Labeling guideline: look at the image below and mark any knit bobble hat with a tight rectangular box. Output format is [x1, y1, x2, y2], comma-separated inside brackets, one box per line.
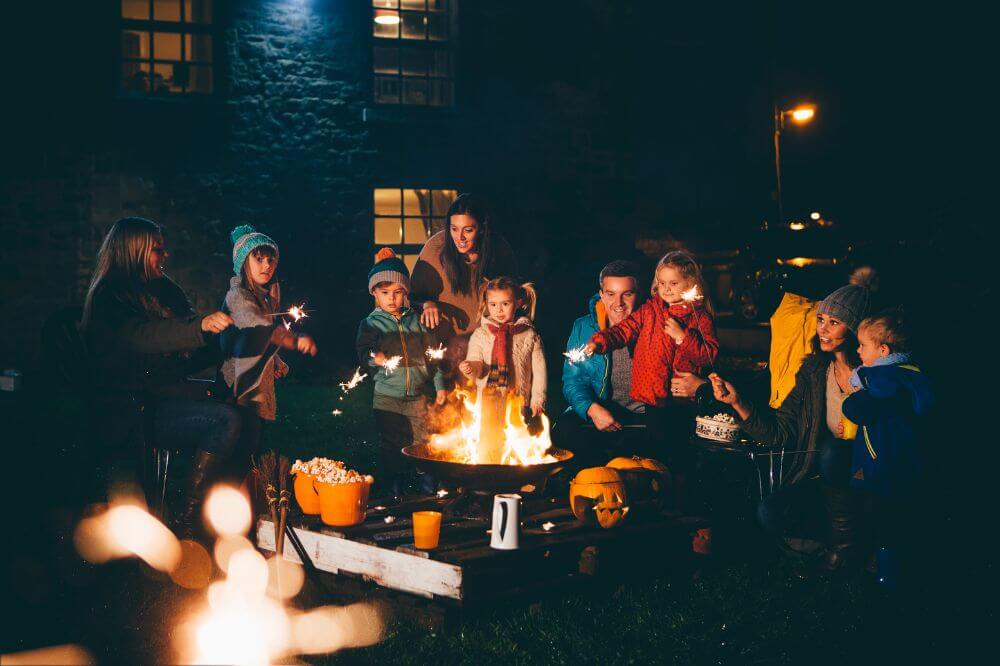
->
[368, 247, 410, 294]
[231, 225, 279, 275]
[816, 284, 871, 333]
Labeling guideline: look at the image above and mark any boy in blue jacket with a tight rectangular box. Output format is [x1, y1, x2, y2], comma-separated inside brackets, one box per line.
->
[844, 308, 932, 586]
[356, 249, 447, 496]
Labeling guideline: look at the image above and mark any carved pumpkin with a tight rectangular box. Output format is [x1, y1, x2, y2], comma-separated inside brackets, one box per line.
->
[569, 467, 629, 528]
[607, 456, 672, 507]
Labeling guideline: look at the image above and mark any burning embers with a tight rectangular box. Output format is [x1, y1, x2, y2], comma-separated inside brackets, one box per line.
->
[425, 388, 557, 466]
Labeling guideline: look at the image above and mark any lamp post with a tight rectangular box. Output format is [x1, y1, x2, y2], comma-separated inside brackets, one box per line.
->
[773, 104, 816, 226]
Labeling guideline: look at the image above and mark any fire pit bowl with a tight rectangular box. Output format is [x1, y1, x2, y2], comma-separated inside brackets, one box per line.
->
[401, 444, 574, 493]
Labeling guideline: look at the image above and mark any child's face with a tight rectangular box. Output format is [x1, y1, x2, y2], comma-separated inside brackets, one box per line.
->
[374, 282, 407, 315]
[857, 328, 890, 366]
[487, 288, 517, 324]
[655, 265, 692, 304]
[146, 234, 167, 280]
[246, 250, 277, 287]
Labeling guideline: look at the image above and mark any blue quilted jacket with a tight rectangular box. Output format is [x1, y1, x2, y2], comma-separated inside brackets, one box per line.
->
[562, 294, 614, 420]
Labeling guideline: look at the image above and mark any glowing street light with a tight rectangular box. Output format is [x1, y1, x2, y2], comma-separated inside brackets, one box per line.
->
[773, 103, 817, 228]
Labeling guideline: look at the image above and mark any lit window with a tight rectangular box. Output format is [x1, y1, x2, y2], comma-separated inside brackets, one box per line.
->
[120, 0, 214, 96]
[372, 1, 454, 107]
[374, 188, 458, 271]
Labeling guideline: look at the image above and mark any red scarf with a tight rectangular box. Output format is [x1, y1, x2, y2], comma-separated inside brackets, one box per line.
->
[486, 320, 531, 389]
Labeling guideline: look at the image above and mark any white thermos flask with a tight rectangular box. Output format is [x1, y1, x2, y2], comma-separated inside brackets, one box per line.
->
[490, 493, 521, 550]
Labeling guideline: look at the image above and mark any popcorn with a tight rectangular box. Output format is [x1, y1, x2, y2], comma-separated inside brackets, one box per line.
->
[291, 457, 373, 485]
[709, 412, 736, 424]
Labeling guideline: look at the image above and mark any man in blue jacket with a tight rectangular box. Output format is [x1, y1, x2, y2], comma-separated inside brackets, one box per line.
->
[552, 261, 646, 464]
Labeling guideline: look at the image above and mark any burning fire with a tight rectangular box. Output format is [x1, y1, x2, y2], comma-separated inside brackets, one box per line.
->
[425, 388, 556, 465]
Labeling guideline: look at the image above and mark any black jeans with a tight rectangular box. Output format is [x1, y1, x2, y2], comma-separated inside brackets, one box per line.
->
[373, 406, 434, 495]
[153, 398, 243, 458]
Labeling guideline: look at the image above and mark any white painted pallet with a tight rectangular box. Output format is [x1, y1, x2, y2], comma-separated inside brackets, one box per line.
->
[256, 519, 464, 600]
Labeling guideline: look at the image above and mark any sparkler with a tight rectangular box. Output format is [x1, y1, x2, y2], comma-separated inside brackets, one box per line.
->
[563, 345, 588, 364]
[338, 367, 368, 393]
[424, 343, 447, 360]
[266, 303, 309, 321]
[680, 286, 703, 304]
[382, 355, 402, 375]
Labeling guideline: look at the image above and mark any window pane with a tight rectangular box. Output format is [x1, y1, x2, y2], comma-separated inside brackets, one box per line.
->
[401, 13, 426, 40]
[429, 50, 450, 77]
[404, 218, 429, 245]
[373, 11, 400, 38]
[403, 78, 428, 105]
[153, 63, 183, 93]
[373, 47, 399, 74]
[374, 189, 402, 215]
[429, 79, 453, 107]
[373, 0, 399, 7]
[122, 61, 151, 92]
[154, 32, 182, 60]
[401, 49, 427, 76]
[188, 64, 213, 93]
[374, 218, 403, 245]
[186, 33, 213, 62]
[154, 0, 181, 21]
[374, 76, 400, 104]
[431, 189, 458, 216]
[400, 0, 426, 9]
[185, 0, 213, 23]
[403, 254, 419, 273]
[402, 189, 430, 216]
[427, 13, 447, 41]
[122, 0, 149, 20]
[122, 30, 150, 59]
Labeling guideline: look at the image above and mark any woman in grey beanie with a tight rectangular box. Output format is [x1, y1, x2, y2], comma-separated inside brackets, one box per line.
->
[710, 281, 872, 574]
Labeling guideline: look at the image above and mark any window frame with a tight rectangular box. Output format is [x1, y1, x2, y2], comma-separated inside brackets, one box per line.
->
[370, 0, 457, 108]
[373, 187, 459, 272]
[118, 0, 218, 98]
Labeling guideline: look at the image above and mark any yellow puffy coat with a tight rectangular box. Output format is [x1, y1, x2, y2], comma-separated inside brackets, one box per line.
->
[769, 293, 818, 408]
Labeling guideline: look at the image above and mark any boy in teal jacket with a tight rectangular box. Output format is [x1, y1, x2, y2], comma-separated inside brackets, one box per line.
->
[356, 249, 447, 496]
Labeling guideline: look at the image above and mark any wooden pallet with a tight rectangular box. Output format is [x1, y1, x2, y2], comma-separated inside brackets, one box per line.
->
[256, 494, 707, 605]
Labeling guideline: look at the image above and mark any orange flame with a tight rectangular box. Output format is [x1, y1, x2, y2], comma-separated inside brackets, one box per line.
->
[426, 388, 556, 465]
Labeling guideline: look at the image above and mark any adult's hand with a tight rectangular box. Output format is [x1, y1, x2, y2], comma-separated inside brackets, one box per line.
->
[587, 403, 621, 432]
[420, 301, 440, 329]
[296, 335, 318, 356]
[201, 311, 233, 334]
[671, 371, 706, 398]
[709, 373, 751, 420]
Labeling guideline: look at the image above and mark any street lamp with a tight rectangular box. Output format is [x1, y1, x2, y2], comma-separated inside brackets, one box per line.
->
[773, 103, 817, 227]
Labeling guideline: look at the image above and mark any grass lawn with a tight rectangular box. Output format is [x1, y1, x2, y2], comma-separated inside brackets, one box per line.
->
[266, 381, 942, 665]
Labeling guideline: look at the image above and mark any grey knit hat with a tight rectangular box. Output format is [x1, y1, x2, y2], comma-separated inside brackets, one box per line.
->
[816, 284, 871, 333]
[368, 247, 410, 293]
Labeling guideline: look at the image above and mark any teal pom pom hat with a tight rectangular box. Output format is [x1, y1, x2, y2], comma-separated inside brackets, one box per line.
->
[231, 224, 279, 275]
[368, 247, 410, 293]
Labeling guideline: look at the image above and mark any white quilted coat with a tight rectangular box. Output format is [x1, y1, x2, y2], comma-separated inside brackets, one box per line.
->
[466, 316, 547, 409]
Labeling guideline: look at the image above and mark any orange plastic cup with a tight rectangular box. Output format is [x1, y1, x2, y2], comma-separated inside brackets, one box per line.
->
[841, 414, 859, 440]
[412, 511, 442, 549]
[293, 472, 321, 515]
[316, 479, 372, 527]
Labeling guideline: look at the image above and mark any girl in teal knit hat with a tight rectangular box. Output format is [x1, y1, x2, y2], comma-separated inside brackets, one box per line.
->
[220, 225, 318, 473]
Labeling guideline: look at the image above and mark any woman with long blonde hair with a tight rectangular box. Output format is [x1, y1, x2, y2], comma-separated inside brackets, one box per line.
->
[84, 217, 241, 536]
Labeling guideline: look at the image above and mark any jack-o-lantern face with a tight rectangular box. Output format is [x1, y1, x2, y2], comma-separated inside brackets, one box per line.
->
[569, 467, 630, 528]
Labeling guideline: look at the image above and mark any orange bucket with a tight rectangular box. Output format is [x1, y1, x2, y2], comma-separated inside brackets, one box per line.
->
[293, 472, 321, 515]
[316, 479, 373, 527]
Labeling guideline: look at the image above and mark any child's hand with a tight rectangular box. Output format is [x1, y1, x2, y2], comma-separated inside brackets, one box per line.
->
[530, 401, 544, 418]
[296, 335, 318, 356]
[583, 342, 598, 356]
[371, 352, 387, 366]
[663, 317, 686, 344]
[435, 389, 448, 406]
[274, 362, 289, 379]
[460, 360, 484, 378]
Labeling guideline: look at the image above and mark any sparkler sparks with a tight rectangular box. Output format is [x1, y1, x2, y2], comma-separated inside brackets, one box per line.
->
[338, 367, 368, 393]
[382, 355, 402, 375]
[563, 345, 588, 364]
[681, 286, 703, 303]
[424, 343, 447, 360]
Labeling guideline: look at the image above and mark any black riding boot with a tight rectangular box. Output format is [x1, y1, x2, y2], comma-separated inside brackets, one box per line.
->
[817, 485, 865, 573]
[174, 449, 223, 539]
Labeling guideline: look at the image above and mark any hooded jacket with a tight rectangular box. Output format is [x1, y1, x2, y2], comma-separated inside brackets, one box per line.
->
[355, 307, 446, 400]
[563, 293, 614, 420]
[842, 362, 932, 497]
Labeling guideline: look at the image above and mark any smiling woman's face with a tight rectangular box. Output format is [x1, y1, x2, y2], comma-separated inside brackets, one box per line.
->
[816, 312, 849, 353]
[449, 214, 479, 255]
